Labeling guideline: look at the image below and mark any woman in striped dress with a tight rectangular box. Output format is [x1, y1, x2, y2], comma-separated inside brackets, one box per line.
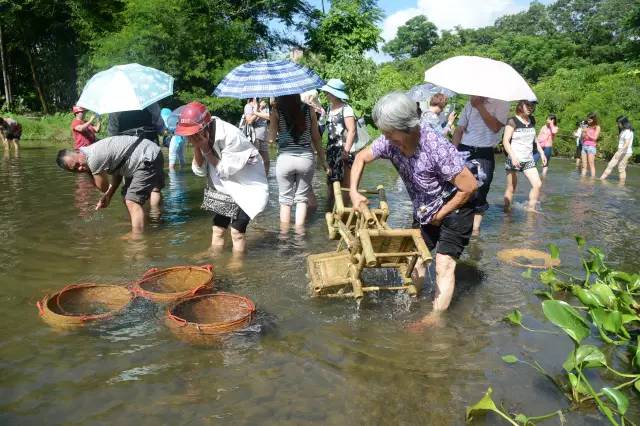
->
[268, 95, 327, 229]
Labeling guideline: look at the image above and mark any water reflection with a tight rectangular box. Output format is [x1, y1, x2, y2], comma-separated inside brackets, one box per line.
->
[3, 151, 640, 423]
[74, 174, 96, 218]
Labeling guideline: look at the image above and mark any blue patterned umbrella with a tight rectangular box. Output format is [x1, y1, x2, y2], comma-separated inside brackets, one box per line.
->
[213, 60, 324, 98]
[77, 63, 174, 114]
[407, 83, 456, 102]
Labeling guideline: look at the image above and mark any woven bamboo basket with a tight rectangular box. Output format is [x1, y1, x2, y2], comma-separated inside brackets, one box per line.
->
[497, 248, 561, 269]
[131, 264, 214, 303]
[36, 284, 134, 329]
[165, 293, 255, 345]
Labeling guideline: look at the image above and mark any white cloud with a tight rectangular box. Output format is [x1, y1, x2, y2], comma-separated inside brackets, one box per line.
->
[381, 0, 527, 43]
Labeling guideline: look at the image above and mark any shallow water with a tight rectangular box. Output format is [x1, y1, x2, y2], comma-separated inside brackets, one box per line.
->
[1, 147, 639, 425]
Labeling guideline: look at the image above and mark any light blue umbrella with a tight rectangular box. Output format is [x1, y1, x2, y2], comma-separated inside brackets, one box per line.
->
[213, 60, 324, 98]
[407, 83, 456, 102]
[76, 63, 174, 114]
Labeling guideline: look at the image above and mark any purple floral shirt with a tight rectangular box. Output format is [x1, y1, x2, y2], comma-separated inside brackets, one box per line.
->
[370, 124, 466, 224]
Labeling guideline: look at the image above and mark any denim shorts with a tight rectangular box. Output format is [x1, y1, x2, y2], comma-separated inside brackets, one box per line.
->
[582, 145, 597, 155]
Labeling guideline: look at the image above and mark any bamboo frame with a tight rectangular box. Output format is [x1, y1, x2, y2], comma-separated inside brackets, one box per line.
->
[310, 182, 432, 299]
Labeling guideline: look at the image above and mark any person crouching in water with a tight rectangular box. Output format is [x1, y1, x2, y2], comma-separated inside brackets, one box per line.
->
[349, 92, 477, 329]
[56, 135, 164, 234]
[502, 100, 546, 212]
[173, 102, 268, 254]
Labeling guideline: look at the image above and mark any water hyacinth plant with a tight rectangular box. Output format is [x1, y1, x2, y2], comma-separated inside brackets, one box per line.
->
[467, 238, 640, 425]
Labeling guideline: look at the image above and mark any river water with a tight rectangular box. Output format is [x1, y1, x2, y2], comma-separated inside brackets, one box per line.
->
[1, 147, 639, 425]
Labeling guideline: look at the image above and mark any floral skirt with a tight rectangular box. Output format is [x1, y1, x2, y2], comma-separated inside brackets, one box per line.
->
[326, 142, 354, 183]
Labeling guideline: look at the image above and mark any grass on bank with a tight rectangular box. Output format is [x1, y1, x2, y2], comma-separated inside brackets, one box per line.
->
[5, 113, 638, 162]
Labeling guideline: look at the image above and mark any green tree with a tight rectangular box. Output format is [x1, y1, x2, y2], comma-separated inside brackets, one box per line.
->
[305, 0, 383, 60]
[382, 15, 438, 60]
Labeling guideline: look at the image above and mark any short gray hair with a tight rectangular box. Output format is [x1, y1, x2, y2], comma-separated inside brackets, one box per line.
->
[372, 92, 420, 133]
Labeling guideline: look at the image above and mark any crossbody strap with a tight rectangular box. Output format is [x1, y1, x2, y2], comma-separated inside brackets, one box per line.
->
[113, 134, 145, 173]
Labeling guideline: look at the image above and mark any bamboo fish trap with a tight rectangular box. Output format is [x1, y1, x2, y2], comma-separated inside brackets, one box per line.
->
[308, 182, 432, 299]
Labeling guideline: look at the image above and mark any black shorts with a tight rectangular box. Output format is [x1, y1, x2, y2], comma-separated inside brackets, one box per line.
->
[121, 153, 165, 204]
[458, 145, 494, 214]
[420, 205, 474, 259]
[575, 143, 582, 159]
[212, 208, 251, 233]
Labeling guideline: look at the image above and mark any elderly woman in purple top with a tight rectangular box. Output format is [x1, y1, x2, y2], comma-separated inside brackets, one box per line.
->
[349, 92, 477, 329]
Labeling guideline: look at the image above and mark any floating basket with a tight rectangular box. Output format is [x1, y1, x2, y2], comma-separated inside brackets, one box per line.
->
[165, 293, 255, 345]
[497, 248, 561, 269]
[132, 265, 214, 303]
[36, 284, 134, 329]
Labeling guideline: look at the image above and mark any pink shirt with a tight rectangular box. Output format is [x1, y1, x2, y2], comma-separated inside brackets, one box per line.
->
[536, 124, 557, 148]
[583, 126, 599, 147]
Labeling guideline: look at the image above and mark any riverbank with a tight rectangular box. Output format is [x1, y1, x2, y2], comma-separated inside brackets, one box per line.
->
[4, 112, 637, 162]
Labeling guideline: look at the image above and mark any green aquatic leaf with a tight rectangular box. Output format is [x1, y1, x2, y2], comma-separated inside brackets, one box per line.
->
[521, 268, 533, 279]
[587, 248, 608, 275]
[590, 282, 616, 308]
[563, 348, 576, 372]
[540, 269, 557, 285]
[502, 354, 518, 364]
[575, 235, 586, 248]
[504, 309, 522, 326]
[542, 300, 591, 344]
[621, 313, 639, 325]
[635, 380, 640, 394]
[575, 345, 607, 368]
[533, 289, 554, 300]
[634, 337, 640, 372]
[591, 308, 623, 334]
[465, 387, 498, 422]
[572, 286, 603, 308]
[514, 413, 529, 423]
[568, 372, 590, 396]
[548, 243, 560, 260]
[608, 271, 634, 283]
[602, 387, 629, 415]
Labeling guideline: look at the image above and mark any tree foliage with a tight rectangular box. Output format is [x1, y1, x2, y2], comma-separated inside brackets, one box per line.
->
[382, 15, 439, 60]
[305, 0, 383, 60]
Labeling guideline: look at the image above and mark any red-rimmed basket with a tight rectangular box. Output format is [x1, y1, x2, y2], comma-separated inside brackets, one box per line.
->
[36, 284, 134, 329]
[131, 264, 214, 303]
[165, 293, 256, 345]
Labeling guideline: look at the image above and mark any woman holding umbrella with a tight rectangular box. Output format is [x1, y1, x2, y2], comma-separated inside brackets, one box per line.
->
[173, 102, 268, 254]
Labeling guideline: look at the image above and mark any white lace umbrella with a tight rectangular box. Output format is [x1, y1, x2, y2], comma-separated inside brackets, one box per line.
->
[424, 56, 536, 102]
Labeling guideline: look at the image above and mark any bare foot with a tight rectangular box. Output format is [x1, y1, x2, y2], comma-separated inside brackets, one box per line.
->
[406, 312, 444, 332]
[503, 197, 511, 212]
[120, 231, 144, 241]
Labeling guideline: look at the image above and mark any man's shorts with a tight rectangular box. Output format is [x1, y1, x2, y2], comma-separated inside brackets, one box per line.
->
[212, 208, 251, 233]
[505, 157, 536, 172]
[420, 205, 474, 259]
[582, 145, 597, 155]
[121, 153, 165, 204]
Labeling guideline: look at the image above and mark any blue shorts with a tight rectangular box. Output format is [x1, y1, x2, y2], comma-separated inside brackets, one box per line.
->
[582, 145, 597, 155]
[533, 146, 552, 164]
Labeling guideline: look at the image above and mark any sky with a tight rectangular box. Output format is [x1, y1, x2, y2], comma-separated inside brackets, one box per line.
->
[299, 0, 555, 62]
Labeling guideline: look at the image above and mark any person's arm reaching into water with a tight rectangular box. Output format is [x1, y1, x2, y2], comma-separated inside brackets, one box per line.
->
[95, 173, 123, 210]
[348, 147, 376, 209]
